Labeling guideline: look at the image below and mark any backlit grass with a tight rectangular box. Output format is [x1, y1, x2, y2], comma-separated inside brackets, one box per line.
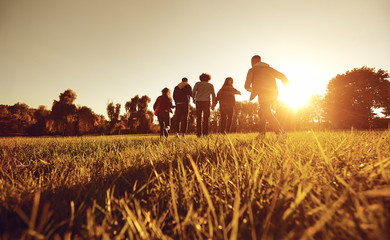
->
[1, 131, 389, 239]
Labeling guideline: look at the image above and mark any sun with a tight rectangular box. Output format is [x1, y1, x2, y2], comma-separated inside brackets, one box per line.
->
[236, 60, 329, 109]
[277, 61, 329, 109]
[278, 84, 311, 109]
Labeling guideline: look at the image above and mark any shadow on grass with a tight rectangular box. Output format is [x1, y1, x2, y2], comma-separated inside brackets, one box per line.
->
[0, 154, 193, 238]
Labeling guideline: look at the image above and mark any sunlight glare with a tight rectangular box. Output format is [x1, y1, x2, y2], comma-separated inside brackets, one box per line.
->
[277, 61, 328, 109]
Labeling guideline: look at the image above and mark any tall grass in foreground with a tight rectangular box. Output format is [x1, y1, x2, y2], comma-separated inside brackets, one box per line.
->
[1, 131, 390, 239]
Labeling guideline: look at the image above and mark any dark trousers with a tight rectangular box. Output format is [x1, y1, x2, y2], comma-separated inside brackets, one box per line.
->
[196, 101, 210, 137]
[220, 107, 233, 133]
[174, 104, 189, 134]
[158, 112, 170, 137]
[258, 95, 282, 134]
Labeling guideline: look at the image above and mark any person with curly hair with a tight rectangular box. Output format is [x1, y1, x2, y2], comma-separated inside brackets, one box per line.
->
[192, 73, 216, 137]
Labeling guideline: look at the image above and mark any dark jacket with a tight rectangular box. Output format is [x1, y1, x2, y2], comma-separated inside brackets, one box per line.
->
[173, 82, 192, 105]
[153, 95, 173, 117]
[217, 85, 240, 110]
[244, 62, 289, 101]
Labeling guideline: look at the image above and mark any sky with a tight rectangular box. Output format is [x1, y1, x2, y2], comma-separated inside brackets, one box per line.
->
[1, 0, 389, 117]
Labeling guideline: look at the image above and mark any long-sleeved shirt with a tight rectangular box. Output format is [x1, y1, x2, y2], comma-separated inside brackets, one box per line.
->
[217, 85, 241, 109]
[153, 95, 173, 116]
[245, 62, 289, 101]
[192, 81, 216, 106]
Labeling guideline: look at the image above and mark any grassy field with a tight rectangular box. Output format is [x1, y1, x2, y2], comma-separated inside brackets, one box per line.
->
[1, 131, 390, 239]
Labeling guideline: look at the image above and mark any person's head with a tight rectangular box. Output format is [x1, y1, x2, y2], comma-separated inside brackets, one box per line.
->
[199, 73, 211, 82]
[251, 55, 261, 66]
[161, 87, 171, 97]
[182, 77, 188, 82]
[223, 77, 234, 86]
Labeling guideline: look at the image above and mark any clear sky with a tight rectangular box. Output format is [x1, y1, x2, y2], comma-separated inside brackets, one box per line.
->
[1, 0, 389, 116]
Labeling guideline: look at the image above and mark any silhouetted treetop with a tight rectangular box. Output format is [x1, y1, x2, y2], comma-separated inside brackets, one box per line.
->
[324, 66, 389, 129]
[59, 89, 77, 105]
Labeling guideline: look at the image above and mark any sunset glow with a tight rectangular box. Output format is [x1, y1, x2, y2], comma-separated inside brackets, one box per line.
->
[0, 0, 389, 117]
[278, 61, 329, 109]
[278, 85, 311, 110]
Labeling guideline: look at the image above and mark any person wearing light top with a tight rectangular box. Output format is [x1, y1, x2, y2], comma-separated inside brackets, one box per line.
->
[192, 73, 216, 137]
[244, 55, 289, 138]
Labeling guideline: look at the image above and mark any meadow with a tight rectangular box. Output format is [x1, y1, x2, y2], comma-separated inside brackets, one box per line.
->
[1, 131, 390, 239]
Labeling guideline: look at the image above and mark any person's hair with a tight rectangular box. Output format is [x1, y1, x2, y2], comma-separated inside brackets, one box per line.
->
[199, 73, 211, 82]
[161, 88, 172, 101]
[251, 55, 261, 66]
[182, 77, 188, 82]
[223, 77, 233, 86]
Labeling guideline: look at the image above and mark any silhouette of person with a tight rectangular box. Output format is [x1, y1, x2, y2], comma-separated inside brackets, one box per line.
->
[244, 55, 289, 137]
[216, 77, 241, 133]
[153, 88, 174, 138]
[192, 73, 216, 137]
[173, 77, 192, 137]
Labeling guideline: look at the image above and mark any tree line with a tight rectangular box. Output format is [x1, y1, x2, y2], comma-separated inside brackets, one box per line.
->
[1, 66, 389, 136]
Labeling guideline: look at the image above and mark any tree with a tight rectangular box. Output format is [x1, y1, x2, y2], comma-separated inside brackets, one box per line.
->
[299, 95, 325, 130]
[50, 89, 78, 135]
[107, 102, 121, 127]
[209, 109, 220, 133]
[324, 67, 390, 129]
[234, 101, 259, 132]
[187, 105, 197, 133]
[124, 95, 154, 134]
[0, 103, 34, 136]
[77, 106, 96, 135]
[125, 95, 140, 133]
[137, 95, 153, 133]
[28, 105, 50, 136]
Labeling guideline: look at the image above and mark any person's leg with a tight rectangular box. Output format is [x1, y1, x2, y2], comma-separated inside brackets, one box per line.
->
[258, 99, 267, 135]
[158, 116, 164, 137]
[159, 113, 169, 137]
[203, 102, 211, 136]
[220, 109, 227, 133]
[259, 96, 283, 135]
[226, 108, 233, 133]
[196, 102, 203, 137]
[181, 104, 189, 136]
[267, 110, 283, 134]
[173, 109, 181, 135]
[164, 114, 170, 137]
[175, 104, 184, 134]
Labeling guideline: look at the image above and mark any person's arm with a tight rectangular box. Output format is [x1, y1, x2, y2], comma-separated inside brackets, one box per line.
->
[187, 85, 193, 102]
[232, 87, 241, 95]
[244, 70, 253, 92]
[211, 85, 217, 110]
[216, 88, 222, 102]
[173, 87, 178, 103]
[192, 83, 198, 103]
[271, 68, 289, 86]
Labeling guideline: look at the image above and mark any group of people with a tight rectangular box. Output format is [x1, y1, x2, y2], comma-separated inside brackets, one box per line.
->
[153, 55, 289, 138]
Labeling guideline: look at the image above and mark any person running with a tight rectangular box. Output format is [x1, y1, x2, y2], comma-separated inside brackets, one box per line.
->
[173, 77, 192, 137]
[244, 55, 289, 138]
[153, 88, 174, 138]
[216, 77, 241, 133]
[192, 73, 216, 137]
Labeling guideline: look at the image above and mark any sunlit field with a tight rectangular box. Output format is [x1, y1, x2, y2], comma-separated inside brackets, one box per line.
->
[1, 131, 390, 239]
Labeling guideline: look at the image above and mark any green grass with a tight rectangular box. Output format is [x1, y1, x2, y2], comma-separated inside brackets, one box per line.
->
[1, 131, 390, 239]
